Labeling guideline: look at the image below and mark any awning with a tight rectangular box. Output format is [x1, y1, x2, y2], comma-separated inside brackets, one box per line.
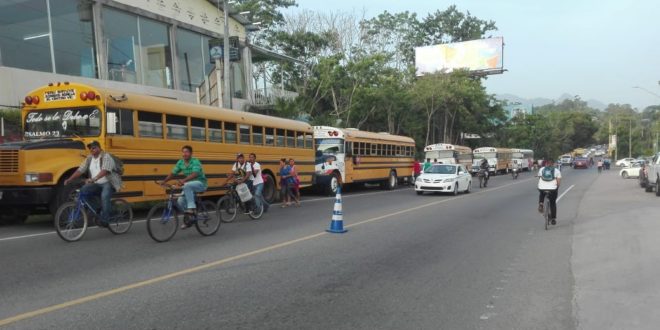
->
[249, 44, 302, 64]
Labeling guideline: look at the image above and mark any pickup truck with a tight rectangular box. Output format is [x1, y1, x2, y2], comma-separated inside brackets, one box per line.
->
[644, 153, 660, 195]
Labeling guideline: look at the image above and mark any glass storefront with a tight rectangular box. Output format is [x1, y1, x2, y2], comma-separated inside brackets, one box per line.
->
[0, 1, 250, 99]
[0, 0, 96, 76]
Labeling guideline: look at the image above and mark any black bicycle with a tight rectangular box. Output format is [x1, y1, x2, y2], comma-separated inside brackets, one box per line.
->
[216, 183, 263, 223]
[146, 183, 221, 242]
[54, 189, 133, 242]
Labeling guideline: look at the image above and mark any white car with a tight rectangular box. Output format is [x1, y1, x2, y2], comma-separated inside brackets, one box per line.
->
[620, 162, 642, 179]
[415, 164, 472, 195]
[616, 158, 636, 167]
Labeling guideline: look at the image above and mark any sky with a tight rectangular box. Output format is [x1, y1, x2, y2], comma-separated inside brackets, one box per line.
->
[285, 0, 660, 110]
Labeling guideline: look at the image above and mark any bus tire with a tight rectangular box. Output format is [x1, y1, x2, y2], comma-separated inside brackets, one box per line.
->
[383, 171, 397, 190]
[49, 178, 82, 215]
[325, 173, 340, 196]
[262, 174, 276, 203]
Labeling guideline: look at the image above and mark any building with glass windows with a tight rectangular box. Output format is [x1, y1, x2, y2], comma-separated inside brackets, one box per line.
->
[0, 0, 297, 110]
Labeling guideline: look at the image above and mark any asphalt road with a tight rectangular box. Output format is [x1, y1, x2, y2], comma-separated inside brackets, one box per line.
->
[0, 167, 639, 329]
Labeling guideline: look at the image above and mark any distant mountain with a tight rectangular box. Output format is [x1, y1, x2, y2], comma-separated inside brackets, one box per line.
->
[497, 93, 607, 110]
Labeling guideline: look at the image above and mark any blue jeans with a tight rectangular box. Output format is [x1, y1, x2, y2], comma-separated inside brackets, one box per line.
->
[80, 182, 113, 223]
[178, 181, 206, 211]
[253, 183, 269, 210]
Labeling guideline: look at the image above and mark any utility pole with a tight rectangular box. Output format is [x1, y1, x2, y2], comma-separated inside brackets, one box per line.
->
[222, 0, 232, 109]
[629, 119, 632, 158]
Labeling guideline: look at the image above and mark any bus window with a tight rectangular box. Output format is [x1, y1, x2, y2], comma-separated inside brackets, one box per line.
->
[106, 108, 134, 136]
[225, 123, 237, 143]
[305, 133, 313, 149]
[265, 128, 274, 146]
[191, 118, 205, 141]
[276, 129, 285, 146]
[395, 146, 402, 156]
[296, 131, 305, 148]
[209, 120, 222, 143]
[371, 143, 377, 156]
[286, 130, 295, 147]
[253, 126, 263, 145]
[240, 125, 251, 144]
[138, 111, 163, 138]
[166, 115, 188, 140]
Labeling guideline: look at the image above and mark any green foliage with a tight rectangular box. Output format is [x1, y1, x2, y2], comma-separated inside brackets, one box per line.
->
[231, 0, 297, 28]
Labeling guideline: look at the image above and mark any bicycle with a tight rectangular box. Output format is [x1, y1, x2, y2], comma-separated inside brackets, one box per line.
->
[146, 183, 221, 242]
[540, 190, 553, 230]
[54, 189, 133, 242]
[477, 169, 489, 188]
[216, 183, 264, 223]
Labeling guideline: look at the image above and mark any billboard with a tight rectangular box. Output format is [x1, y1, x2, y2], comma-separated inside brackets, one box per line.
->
[415, 37, 504, 76]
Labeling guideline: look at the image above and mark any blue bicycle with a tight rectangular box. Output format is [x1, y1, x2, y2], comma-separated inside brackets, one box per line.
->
[54, 189, 134, 242]
[146, 183, 220, 242]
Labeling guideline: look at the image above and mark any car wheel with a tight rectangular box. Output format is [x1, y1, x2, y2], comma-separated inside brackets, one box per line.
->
[656, 180, 660, 197]
[622, 171, 628, 179]
[465, 181, 471, 193]
[453, 183, 459, 196]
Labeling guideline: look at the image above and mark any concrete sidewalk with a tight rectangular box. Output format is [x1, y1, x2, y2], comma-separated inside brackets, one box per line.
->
[572, 170, 660, 330]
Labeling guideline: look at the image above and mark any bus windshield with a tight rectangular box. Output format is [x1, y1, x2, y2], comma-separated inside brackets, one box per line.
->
[315, 138, 344, 155]
[426, 150, 454, 160]
[24, 107, 101, 139]
[474, 152, 496, 159]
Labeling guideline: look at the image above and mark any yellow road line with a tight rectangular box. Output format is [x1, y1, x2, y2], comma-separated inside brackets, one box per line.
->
[0, 177, 533, 327]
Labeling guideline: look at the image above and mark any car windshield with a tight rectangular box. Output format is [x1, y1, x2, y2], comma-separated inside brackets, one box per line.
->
[24, 107, 101, 139]
[426, 165, 457, 174]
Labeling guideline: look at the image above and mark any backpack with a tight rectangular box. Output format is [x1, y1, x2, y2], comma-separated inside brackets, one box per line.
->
[91, 152, 124, 175]
[108, 153, 124, 175]
[541, 166, 555, 181]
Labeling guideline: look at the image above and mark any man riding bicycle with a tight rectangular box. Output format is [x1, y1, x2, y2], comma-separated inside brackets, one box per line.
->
[159, 145, 207, 228]
[537, 159, 562, 225]
[479, 158, 490, 187]
[63, 141, 123, 227]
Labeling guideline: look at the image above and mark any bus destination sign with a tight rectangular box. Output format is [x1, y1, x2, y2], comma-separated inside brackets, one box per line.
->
[44, 89, 76, 102]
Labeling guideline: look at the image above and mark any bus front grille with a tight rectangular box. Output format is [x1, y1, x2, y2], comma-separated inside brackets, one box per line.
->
[0, 150, 19, 174]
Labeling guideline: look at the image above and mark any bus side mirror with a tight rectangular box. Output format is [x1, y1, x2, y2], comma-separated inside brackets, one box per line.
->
[107, 112, 117, 134]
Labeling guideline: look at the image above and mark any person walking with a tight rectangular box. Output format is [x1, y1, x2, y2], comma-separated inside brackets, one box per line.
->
[423, 158, 432, 173]
[248, 153, 269, 213]
[288, 158, 301, 207]
[279, 158, 292, 207]
[413, 159, 422, 185]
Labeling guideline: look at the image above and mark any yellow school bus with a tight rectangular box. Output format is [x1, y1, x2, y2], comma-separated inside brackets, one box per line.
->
[0, 82, 314, 221]
[314, 126, 415, 194]
[471, 147, 513, 174]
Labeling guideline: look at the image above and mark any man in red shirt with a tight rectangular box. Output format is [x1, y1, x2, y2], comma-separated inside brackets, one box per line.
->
[413, 160, 422, 183]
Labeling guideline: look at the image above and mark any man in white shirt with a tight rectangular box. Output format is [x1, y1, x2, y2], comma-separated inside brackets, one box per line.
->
[64, 141, 122, 227]
[248, 153, 269, 213]
[537, 159, 562, 225]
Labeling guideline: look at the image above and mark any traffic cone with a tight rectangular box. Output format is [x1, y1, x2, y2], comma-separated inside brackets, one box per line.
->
[326, 186, 347, 234]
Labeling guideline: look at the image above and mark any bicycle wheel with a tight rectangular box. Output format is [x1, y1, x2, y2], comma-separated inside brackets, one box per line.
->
[544, 197, 550, 230]
[107, 199, 134, 235]
[146, 202, 179, 242]
[249, 202, 264, 220]
[195, 200, 221, 236]
[54, 202, 88, 242]
[217, 196, 237, 223]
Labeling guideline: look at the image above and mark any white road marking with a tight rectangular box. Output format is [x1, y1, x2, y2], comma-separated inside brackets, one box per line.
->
[557, 184, 575, 202]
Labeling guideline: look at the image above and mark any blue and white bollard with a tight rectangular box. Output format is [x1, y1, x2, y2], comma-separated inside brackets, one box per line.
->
[326, 186, 347, 234]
